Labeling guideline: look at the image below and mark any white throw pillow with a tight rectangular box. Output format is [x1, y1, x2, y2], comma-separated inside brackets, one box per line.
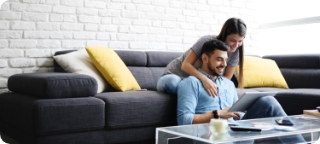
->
[53, 49, 106, 93]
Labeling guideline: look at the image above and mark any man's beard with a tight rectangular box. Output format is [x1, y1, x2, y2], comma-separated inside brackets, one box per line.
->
[207, 61, 224, 76]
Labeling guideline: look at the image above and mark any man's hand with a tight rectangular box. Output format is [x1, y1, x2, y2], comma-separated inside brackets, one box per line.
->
[201, 77, 218, 97]
[218, 107, 240, 120]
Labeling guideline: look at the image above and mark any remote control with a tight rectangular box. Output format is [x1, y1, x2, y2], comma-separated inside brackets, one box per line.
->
[230, 126, 262, 132]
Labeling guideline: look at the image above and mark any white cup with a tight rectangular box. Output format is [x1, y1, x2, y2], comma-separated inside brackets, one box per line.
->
[209, 133, 226, 141]
[210, 119, 228, 134]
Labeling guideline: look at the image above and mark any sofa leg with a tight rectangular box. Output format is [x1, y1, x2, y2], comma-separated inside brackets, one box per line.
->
[1, 132, 20, 144]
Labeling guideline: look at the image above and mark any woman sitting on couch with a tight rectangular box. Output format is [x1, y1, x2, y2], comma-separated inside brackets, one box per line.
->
[157, 17, 246, 96]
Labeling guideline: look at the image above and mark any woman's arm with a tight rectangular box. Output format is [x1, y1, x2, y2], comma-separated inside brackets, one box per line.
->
[224, 66, 236, 79]
[181, 49, 218, 96]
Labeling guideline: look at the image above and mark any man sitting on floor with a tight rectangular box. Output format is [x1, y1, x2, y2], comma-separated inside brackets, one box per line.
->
[177, 39, 305, 143]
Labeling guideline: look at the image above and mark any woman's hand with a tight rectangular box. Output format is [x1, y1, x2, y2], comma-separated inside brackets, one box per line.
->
[218, 107, 240, 120]
[201, 77, 218, 97]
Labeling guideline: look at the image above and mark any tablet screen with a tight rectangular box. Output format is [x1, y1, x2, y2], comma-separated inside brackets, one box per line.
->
[228, 92, 277, 112]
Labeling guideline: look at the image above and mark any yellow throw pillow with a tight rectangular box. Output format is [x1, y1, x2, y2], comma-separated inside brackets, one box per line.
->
[236, 56, 288, 88]
[86, 46, 141, 92]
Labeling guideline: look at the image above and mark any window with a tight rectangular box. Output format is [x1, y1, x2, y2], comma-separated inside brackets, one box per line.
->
[257, 0, 320, 55]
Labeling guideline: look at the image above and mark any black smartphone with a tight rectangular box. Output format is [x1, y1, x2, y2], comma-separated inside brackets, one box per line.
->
[275, 119, 294, 126]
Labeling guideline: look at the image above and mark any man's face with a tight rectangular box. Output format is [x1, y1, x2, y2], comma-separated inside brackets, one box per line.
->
[206, 49, 228, 76]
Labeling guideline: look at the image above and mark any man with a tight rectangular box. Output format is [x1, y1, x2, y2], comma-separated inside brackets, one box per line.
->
[177, 40, 305, 143]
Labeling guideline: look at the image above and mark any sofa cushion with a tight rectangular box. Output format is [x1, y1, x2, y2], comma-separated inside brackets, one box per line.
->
[8, 73, 97, 98]
[53, 49, 107, 93]
[0, 93, 105, 136]
[263, 55, 320, 69]
[53, 50, 76, 72]
[94, 91, 177, 129]
[274, 89, 320, 115]
[237, 56, 288, 88]
[146, 51, 182, 67]
[86, 46, 141, 92]
[129, 67, 165, 91]
[53, 50, 181, 91]
[279, 69, 320, 88]
[116, 50, 147, 66]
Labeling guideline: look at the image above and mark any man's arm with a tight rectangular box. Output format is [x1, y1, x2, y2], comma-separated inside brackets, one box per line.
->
[177, 77, 214, 125]
[192, 112, 214, 124]
[177, 77, 241, 125]
[196, 82, 241, 121]
[177, 77, 198, 125]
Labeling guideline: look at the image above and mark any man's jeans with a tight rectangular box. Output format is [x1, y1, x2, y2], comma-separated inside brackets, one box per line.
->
[241, 96, 306, 144]
[157, 74, 182, 94]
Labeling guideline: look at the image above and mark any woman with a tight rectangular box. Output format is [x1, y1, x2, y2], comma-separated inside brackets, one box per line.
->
[157, 17, 246, 96]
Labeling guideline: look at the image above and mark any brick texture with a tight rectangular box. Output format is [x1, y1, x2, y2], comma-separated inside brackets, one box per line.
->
[0, 0, 259, 93]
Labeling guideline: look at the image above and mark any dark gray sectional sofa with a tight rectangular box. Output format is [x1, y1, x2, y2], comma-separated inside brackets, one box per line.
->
[1, 50, 320, 144]
[239, 55, 320, 115]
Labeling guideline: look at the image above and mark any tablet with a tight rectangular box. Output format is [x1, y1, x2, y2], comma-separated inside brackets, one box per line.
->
[228, 92, 277, 112]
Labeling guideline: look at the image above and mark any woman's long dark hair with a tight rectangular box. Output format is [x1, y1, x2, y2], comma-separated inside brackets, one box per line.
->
[216, 18, 247, 88]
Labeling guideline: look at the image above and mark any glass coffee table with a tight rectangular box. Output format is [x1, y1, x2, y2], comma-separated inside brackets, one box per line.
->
[156, 115, 320, 144]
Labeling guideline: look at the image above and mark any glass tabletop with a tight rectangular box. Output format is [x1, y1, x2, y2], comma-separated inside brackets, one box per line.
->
[156, 115, 320, 143]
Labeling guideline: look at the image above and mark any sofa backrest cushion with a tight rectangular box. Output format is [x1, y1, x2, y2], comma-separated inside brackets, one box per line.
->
[8, 73, 98, 98]
[54, 50, 183, 91]
[86, 47, 141, 92]
[263, 54, 320, 88]
[237, 56, 288, 88]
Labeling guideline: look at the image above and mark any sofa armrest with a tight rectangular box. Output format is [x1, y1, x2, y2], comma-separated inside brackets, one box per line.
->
[8, 73, 97, 98]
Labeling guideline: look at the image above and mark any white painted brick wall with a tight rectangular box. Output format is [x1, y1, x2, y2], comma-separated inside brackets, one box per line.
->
[85, 1, 107, 9]
[10, 40, 37, 48]
[0, 60, 8, 68]
[11, 21, 35, 30]
[77, 8, 99, 16]
[25, 49, 52, 57]
[60, 0, 83, 7]
[0, 49, 24, 58]
[62, 40, 86, 48]
[50, 14, 63, 22]
[9, 58, 36, 68]
[1, 31, 23, 39]
[52, 6, 76, 14]
[0, 2, 9, 11]
[0, 11, 21, 20]
[45, 0, 59, 6]
[36, 58, 54, 67]
[0, 79, 7, 88]
[85, 24, 98, 31]
[64, 15, 77, 22]
[22, 13, 48, 22]
[50, 31, 73, 39]
[0, 40, 7, 47]
[27, 5, 52, 13]
[61, 23, 83, 31]
[0, 0, 259, 93]
[24, 31, 49, 39]
[0, 22, 8, 29]
[36, 23, 59, 31]
[0, 69, 22, 78]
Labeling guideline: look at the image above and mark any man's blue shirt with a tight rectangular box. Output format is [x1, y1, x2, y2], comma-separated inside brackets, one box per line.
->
[177, 69, 238, 125]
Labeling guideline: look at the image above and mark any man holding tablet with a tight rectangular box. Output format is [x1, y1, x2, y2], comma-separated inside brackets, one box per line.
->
[176, 40, 305, 143]
[177, 40, 286, 124]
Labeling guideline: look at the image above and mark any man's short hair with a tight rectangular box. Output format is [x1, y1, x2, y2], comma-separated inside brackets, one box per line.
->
[200, 40, 230, 57]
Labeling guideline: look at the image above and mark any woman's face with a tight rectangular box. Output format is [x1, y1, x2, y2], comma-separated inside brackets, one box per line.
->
[225, 34, 245, 52]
